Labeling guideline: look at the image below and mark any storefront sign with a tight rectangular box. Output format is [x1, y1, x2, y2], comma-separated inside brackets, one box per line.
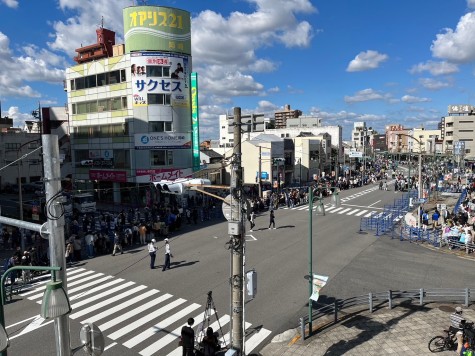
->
[89, 170, 127, 182]
[134, 132, 191, 149]
[136, 168, 193, 183]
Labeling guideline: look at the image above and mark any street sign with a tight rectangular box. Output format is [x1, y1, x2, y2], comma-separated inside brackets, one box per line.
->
[349, 151, 363, 158]
[222, 194, 240, 221]
[417, 198, 427, 204]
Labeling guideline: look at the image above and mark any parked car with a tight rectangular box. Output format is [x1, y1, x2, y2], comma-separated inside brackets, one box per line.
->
[23, 181, 43, 193]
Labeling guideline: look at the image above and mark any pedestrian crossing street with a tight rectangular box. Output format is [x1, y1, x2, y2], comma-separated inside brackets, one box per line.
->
[281, 185, 386, 217]
[15, 268, 272, 356]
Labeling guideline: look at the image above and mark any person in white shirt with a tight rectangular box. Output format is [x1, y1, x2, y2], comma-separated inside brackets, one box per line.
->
[148, 239, 157, 269]
[162, 238, 172, 271]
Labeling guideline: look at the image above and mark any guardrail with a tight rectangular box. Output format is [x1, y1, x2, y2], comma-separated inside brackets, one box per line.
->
[300, 288, 474, 340]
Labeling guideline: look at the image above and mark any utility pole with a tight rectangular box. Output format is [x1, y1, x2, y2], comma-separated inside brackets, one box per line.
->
[43, 135, 71, 355]
[230, 107, 244, 354]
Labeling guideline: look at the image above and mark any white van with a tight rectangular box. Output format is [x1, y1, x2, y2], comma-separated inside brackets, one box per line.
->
[65, 193, 96, 214]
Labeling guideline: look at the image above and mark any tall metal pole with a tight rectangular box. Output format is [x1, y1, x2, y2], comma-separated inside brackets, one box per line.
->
[42, 134, 71, 356]
[418, 148, 422, 232]
[308, 186, 314, 336]
[258, 146, 262, 198]
[230, 107, 243, 354]
[17, 151, 25, 252]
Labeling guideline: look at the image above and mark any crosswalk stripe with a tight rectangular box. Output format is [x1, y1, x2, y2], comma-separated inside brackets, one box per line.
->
[69, 277, 122, 302]
[70, 285, 147, 319]
[364, 212, 373, 217]
[337, 208, 352, 214]
[328, 207, 343, 213]
[124, 303, 201, 349]
[108, 298, 187, 340]
[99, 293, 174, 332]
[296, 205, 308, 210]
[355, 210, 368, 216]
[69, 281, 134, 309]
[346, 209, 359, 215]
[82, 289, 161, 324]
[27, 273, 108, 300]
[325, 206, 337, 212]
[245, 328, 273, 354]
[20, 269, 86, 296]
[220, 321, 252, 350]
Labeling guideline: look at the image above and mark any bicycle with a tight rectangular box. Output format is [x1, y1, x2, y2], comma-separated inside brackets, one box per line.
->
[429, 322, 475, 353]
[428, 328, 457, 353]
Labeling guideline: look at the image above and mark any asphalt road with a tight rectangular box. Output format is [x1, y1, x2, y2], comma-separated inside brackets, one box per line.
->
[4, 182, 474, 355]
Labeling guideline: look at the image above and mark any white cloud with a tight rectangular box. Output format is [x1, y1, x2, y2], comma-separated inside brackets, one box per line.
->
[401, 95, 431, 103]
[409, 60, 458, 76]
[248, 59, 278, 73]
[48, 0, 128, 56]
[1, 0, 18, 8]
[256, 100, 279, 112]
[5, 106, 35, 128]
[431, 12, 475, 63]
[346, 50, 388, 72]
[278, 21, 314, 47]
[0, 33, 43, 98]
[267, 86, 280, 93]
[344, 88, 391, 103]
[418, 78, 451, 90]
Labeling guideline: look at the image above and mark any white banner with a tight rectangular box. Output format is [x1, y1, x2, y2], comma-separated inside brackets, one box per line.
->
[134, 132, 192, 149]
[310, 274, 329, 302]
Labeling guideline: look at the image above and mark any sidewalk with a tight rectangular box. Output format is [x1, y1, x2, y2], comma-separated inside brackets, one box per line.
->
[260, 302, 474, 355]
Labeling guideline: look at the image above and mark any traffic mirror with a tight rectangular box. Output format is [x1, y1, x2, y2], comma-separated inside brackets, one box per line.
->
[79, 323, 104, 355]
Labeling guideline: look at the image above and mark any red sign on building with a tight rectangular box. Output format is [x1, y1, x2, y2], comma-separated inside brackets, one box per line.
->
[89, 170, 127, 182]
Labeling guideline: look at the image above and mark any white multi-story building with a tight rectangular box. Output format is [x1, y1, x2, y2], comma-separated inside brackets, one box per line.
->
[442, 105, 475, 159]
[66, 5, 196, 205]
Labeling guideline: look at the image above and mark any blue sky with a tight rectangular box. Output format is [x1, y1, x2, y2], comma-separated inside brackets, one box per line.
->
[1, 0, 475, 140]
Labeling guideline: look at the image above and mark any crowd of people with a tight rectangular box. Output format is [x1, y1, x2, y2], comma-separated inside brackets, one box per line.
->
[440, 182, 475, 252]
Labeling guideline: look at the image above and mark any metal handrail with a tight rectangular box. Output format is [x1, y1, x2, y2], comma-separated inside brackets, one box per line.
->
[300, 287, 473, 339]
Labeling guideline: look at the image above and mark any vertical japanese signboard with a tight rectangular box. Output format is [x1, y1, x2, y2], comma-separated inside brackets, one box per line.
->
[191, 72, 200, 171]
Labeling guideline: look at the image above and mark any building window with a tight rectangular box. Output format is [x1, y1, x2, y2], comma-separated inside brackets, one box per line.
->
[149, 122, 173, 132]
[151, 150, 173, 166]
[5, 143, 21, 150]
[148, 93, 171, 105]
[70, 69, 127, 91]
[146, 66, 170, 77]
[71, 96, 127, 114]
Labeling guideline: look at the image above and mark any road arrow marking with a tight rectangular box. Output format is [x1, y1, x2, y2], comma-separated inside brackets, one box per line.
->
[10, 315, 54, 340]
[246, 234, 257, 241]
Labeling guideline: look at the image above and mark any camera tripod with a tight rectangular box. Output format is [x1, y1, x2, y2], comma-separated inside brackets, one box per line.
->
[197, 291, 226, 348]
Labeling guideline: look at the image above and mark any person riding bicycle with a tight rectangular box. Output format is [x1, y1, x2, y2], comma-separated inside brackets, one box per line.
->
[450, 306, 469, 354]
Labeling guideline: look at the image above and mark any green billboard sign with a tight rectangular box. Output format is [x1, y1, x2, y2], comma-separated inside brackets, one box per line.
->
[123, 6, 191, 54]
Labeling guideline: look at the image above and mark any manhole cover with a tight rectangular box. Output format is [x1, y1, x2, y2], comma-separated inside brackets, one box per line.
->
[439, 305, 456, 313]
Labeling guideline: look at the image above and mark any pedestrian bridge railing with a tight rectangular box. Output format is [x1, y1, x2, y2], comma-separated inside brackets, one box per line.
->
[300, 287, 475, 340]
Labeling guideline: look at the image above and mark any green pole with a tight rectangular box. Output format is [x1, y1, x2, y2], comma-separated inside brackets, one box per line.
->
[408, 152, 411, 188]
[308, 186, 313, 336]
[0, 265, 61, 356]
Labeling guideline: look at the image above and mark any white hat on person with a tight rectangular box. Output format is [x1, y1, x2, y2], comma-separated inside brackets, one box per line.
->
[456, 306, 463, 313]
[164, 238, 169, 242]
[151, 239, 156, 243]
